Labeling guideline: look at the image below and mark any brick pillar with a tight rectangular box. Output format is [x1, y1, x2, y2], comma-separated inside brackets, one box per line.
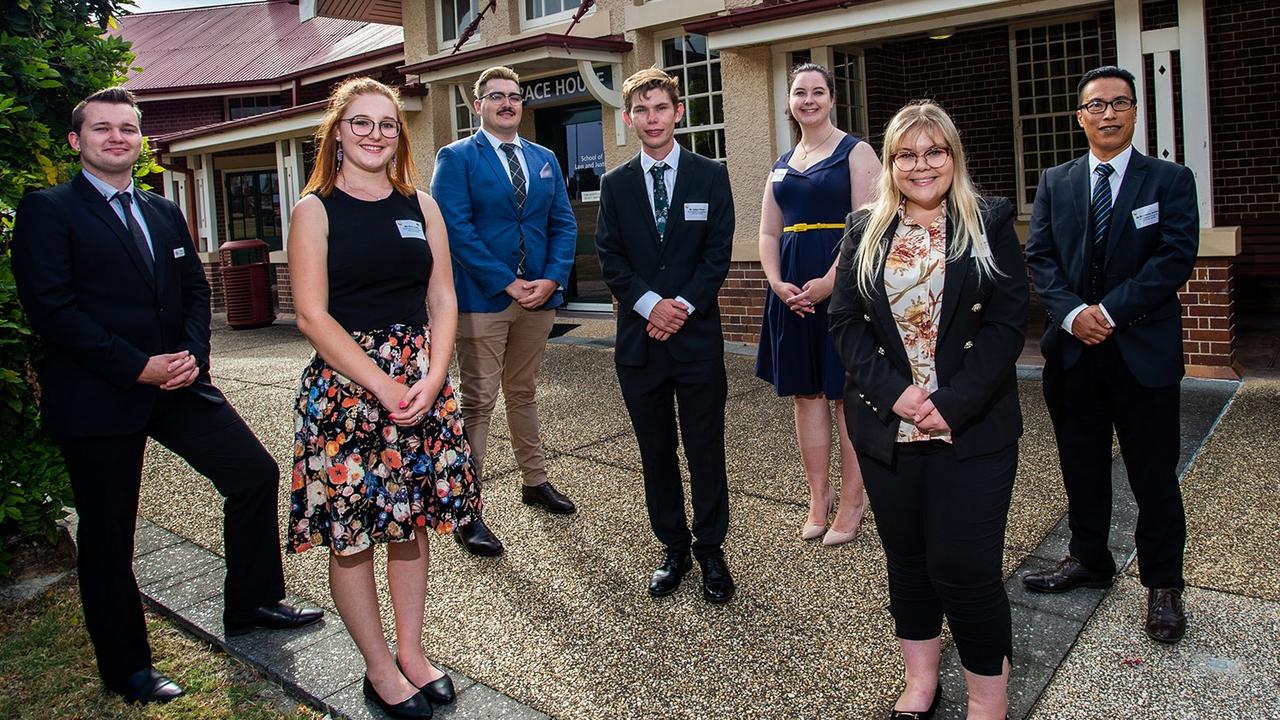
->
[719, 261, 768, 345]
[1179, 257, 1239, 378]
[204, 260, 226, 314]
[273, 261, 294, 314]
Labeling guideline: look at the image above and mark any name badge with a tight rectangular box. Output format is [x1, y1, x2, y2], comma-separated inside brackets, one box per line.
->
[395, 219, 426, 240]
[172, 247, 186, 259]
[539, 162, 553, 179]
[770, 168, 788, 183]
[970, 218, 991, 259]
[1132, 202, 1159, 229]
[684, 202, 709, 222]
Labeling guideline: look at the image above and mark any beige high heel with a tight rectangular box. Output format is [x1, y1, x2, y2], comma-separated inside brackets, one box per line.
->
[800, 484, 834, 541]
[823, 497, 866, 546]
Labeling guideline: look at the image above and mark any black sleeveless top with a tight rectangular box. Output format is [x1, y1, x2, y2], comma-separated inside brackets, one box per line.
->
[319, 188, 432, 332]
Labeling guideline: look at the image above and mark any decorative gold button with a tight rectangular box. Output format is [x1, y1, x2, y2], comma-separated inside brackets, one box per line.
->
[863, 314, 871, 321]
[971, 303, 982, 312]
[877, 346, 885, 355]
[963, 340, 974, 349]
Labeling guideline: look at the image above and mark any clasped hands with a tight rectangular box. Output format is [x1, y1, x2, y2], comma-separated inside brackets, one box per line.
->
[1071, 304, 1113, 345]
[505, 278, 558, 310]
[893, 384, 951, 434]
[137, 351, 199, 390]
[772, 276, 834, 318]
[376, 376, 445, 428]
[646, 298, 689, 341]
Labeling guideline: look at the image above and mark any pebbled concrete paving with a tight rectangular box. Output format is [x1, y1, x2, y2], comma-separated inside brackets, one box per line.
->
[128, 320, 1272, 719]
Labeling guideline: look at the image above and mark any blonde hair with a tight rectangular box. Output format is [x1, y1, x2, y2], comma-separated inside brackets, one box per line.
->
[301, 77, 419, 198]
[850, 100, 1001, 296]
[621, 67, 681, 111]
[472, 66, 520, 101]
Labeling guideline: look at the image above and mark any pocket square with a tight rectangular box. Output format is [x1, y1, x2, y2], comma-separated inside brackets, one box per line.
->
[539, 162, 553, 179]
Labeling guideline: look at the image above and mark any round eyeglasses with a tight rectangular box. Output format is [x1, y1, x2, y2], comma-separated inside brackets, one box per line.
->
[892, 146, 951, 172]
[482, 91, 525, 105]
[1078, 97, 1135, 114]
[341, 116, 402, 138]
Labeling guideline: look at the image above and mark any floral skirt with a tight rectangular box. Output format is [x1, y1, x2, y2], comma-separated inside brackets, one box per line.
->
[288, 324, 482, 556]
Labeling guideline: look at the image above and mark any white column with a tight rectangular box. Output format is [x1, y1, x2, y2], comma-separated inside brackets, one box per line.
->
[275, 140, 293, 243]
[196, 153, 219, 251]
[1151, 50, 1176, 163]
[1113, 0, 1147, 155]
[771, 48, 791, 156]
[1177, 0, 1213, 227]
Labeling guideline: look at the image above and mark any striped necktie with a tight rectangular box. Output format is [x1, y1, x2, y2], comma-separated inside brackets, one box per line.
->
[1090, 163, 1115, 247]
[499, 142, 527, 276]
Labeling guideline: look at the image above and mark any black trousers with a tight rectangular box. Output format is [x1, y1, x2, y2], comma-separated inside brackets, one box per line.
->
[1043, 341, 1185, 589]
[59, 389, 285, 686]
[616, 347, 729, 560]
[860, 440, 1016, 676]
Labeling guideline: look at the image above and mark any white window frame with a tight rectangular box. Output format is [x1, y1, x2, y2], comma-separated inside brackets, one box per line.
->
[220, 164, 282, 248]
[521, 0, 584, 31]
[1009, 13, 1103, 216]
[830, 46, 869, 138]
[654, 30, 727, 163]
[451, 85, 479, 140]
[437, 0, 480, 47]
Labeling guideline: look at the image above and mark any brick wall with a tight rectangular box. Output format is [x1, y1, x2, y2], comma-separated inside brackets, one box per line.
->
[274, 261, 294, 314]
[719, 262, 768, 344]
[204, 260, 225, 313]
[1179, 259, 1236, 376]
[140, 97, 224, 137]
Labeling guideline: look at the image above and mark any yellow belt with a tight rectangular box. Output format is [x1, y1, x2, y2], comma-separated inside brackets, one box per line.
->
[783, 222, 844, 232]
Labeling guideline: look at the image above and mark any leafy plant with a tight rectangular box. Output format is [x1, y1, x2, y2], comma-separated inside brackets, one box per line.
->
[0, 0, 137, 575]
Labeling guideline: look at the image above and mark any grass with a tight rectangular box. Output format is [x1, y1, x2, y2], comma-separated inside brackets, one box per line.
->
[0, 578, 325, 720]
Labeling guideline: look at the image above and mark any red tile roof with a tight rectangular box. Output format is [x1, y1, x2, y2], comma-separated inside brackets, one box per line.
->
[116, 0, 403, 94]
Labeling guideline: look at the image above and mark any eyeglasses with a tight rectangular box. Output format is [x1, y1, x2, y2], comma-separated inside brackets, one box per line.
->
[482, 91, 525, 105]
[342, 116, 402, 138]
[892, 146, 951, 171]
[1078, 97, 1135, 114]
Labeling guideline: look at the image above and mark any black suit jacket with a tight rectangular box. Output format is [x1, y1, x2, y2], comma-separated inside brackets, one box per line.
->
[829, 197, 1028, 463]
[12, 171, 222, 440]
[595, 151, 734, 367]
[1024, 149, 1198, 387]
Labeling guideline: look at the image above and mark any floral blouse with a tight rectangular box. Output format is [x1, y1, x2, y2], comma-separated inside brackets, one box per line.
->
[884, 201, 951, 443]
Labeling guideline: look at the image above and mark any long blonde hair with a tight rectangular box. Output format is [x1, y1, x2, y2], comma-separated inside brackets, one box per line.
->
[301, 77, 419, 197]
[850, 100, 1000, 296]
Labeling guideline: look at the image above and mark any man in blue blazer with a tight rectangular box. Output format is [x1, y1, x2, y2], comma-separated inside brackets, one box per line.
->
[431, 66, 579, 556]
[1023, 67, 1198, 644]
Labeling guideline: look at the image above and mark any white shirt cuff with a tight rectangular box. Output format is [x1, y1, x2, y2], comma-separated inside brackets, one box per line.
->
[633, 291, 662, 320]
[1062, 304, 1087, 333]
[675, 296, 694, 314]
[1097, 303, 1115, 328]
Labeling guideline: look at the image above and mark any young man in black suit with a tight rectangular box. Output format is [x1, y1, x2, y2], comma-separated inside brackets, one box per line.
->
[595, 68, 736, 603]
[1023, 66, 1199, 643]
[12, 88, 321, 704]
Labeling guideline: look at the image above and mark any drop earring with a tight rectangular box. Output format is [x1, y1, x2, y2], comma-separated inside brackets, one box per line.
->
[336, 145, 344, 167]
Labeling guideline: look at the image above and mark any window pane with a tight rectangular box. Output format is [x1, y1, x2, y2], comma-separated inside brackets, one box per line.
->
[663, 38, 682, 68]
[687, 96, 710, 127]
[687, 64, 709, 95]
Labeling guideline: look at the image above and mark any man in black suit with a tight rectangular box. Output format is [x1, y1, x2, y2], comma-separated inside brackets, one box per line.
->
[12, 88, 321, 704]
[595, 68, 736, 603]
[1023, 67, 1198, 644]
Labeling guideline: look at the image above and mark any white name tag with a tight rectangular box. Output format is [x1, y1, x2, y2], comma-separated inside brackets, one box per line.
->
[684, 202, 709, 221]
[1132, 202, 1159, 229]
[172, 247, 186, 259]
[770, 168, 788, 183]
[539, 162, 553, 179]
[395, 219, 426, 240]
[970, 218, 992, 259]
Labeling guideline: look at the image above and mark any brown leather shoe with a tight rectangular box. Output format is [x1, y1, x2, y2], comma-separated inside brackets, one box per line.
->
[1145, 587, 1186, 644]
[521, 481, 577, 514]
[1022, 555, 1113, 593]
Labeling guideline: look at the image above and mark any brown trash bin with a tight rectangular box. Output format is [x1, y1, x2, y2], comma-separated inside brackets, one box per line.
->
[218, 238, 276, 329]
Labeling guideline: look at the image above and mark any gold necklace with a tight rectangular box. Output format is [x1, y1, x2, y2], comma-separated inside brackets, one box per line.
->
[796, 124, 836, 161]
[337, 174, 390, 201]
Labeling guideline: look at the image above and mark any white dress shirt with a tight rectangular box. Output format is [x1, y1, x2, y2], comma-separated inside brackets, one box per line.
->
[1062, 144, 1133, 333]
[478, 127, 530, 186]
[82, 167, 154, 258]
[632, 142, 693, 320]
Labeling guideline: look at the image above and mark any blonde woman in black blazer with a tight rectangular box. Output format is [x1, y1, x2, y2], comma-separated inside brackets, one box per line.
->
[829, 101, 1028, 719]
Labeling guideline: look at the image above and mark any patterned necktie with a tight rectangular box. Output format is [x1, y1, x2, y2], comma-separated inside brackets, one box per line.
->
[1091, 163, 1115, 247]
[112, 191, 154, 276]
[650, 162, 669, 238]
[499, 142, 527, 276]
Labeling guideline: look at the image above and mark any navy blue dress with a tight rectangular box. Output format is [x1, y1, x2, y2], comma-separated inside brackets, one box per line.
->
[755, 134, 861, 399]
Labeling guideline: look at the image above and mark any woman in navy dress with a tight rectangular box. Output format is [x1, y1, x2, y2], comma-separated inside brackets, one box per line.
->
[755, 63, 880, 545]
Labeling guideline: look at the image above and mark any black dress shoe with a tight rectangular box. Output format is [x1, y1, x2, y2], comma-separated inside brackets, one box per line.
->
[454, 517, 505, 556]
[648, 548, 692, 597]
[699, 554, 736, 604]
[224, 601, 324, 636]
[1145, 587, 1186, 644]
[888, 682, 940, 719]
[362, 676, 433, 719]
[1022, 555, 1113, 594]
[109, 667, 184, 705]
[520, 481, 577, 514]
[396, 657, 456, 704]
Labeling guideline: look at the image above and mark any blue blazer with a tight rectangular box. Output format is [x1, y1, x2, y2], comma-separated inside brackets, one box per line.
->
[431, 132, 577, 313]
[1025, 149, 1198, 387]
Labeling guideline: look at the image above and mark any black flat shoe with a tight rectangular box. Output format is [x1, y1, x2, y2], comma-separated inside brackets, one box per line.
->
[520, 481, 577, 514]
[224, 601, 324, 636]
[396, 657, 456, 704]
[648, 548, 692, 598]
[362, 676, 433, 719]
[699, 554, 736, 604]
[454, 517, 505, 556]
[109, 667, 184, 705]
[889, 682, 940, 719]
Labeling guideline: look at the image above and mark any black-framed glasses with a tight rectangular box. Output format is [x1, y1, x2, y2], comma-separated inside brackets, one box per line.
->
[482, 91, 524, 105]
[892, 146, 951, 171]
[342, 116, 402, 138]
[1078, 97, 1135, 114]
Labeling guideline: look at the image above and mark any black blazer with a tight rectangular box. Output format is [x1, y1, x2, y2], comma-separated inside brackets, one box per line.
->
[1024, 149, 1198, 387]
[12, 171, 222, 440]
[829, 197, 1028, 463]
[595, 151, 734, 367]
